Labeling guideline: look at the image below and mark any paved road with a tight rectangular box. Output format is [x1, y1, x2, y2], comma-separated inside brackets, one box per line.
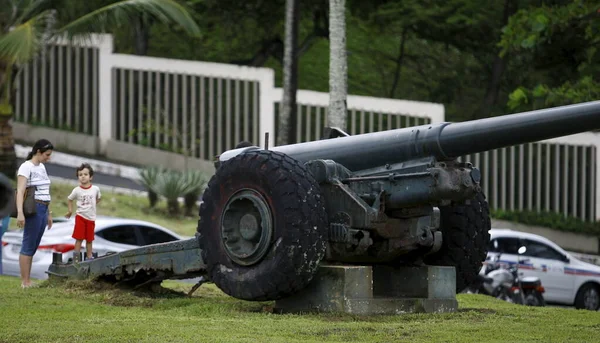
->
[17, 159, 145, 191]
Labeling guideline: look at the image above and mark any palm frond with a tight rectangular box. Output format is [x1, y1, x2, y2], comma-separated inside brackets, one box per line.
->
[58, 0, 201, 39]
[13, 0, 54, 29]
[0, 9, 54, 64]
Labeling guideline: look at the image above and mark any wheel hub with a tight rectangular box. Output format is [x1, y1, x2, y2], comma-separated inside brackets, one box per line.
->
[221, 189, 273, 266]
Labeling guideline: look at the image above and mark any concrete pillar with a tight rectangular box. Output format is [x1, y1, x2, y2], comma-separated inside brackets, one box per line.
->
[274, 264, 458, 315]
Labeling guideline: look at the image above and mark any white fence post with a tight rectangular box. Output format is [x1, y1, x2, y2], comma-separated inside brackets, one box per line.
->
[544, 132, 600, 221]
[97, 35, 114, 155]
[259, 69, 275, 149]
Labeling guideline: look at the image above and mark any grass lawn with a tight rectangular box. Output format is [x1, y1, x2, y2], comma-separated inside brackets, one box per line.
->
[0, 275, 598, 343]
[3, 180, 200, 237]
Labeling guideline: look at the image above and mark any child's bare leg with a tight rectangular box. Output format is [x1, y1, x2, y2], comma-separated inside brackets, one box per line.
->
[85, 241, 93, 259]
[74, 239, 83, 252]
[73, 240, 83, 262]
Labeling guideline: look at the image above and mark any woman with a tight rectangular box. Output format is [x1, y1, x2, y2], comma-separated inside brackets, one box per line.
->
[16, 139, 54, 288]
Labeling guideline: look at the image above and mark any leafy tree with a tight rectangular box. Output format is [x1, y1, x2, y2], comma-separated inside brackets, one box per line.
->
[0, 0, 200, 177]
[365, 0, 523, 120]
[499, 1, 600, 111]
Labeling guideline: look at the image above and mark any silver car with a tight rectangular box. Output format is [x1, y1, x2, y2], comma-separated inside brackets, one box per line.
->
[1, 217, 188, 280]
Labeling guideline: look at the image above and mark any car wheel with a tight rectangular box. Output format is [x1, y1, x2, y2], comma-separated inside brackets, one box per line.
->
[575, 283, 600, 311]
[197, 150, 328, 301]
[424, 191, 491, 293]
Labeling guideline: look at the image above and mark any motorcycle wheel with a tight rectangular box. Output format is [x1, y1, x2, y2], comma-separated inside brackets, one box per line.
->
[524, 291, 545, 307]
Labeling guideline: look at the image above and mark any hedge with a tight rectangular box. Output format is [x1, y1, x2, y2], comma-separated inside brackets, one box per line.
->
[490, 209, 600, 236]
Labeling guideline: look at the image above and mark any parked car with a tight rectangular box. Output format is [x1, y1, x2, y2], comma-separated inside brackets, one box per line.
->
[484, 229, 600, 311]
[1, 217, 188, 280]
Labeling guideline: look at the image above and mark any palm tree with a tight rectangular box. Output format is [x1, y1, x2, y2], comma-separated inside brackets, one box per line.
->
[328, 0, 347, 130]
[0, 0, 200, 177]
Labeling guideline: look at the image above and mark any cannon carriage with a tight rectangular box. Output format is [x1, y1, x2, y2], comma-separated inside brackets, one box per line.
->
[199, 101, 600, 301]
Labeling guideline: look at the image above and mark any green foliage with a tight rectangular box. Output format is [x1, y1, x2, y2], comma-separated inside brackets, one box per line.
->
[491, 209, 600, 236]
[0, 0, 202, 141]
[507, 76, 600, 111]
[0, 103, 12, 116]
[500, 2, 600, 112]
[181, 169, 208, 216]
[138, 165, 166, 207]
[141, 167, 207, 216]
[59, 0, 200, 39]
[499, 3, 598, 56]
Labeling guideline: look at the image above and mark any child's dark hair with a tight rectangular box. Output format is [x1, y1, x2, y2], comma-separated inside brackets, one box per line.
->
[76, 163, 94, 177]
[26, 139, 54, 160]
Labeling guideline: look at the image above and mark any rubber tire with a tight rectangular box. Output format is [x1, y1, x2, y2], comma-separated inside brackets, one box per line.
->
[533, 292, 546, 307]
[424, 192, 491, 293]
[197, 150, 328, 301]
[574, 283, 600, 311]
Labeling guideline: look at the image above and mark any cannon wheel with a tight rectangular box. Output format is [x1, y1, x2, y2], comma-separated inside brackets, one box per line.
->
[197, 150, 328, 301]
[424, 192, 491, 292]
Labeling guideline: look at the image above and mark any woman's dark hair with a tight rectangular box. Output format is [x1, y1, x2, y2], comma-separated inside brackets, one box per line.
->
[26, 139, 54, 160]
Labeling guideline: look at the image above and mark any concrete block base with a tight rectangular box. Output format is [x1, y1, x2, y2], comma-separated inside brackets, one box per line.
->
[274, 264, 457, 315]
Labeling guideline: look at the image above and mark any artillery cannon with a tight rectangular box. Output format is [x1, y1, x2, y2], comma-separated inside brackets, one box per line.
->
[199, 101, 600, 301]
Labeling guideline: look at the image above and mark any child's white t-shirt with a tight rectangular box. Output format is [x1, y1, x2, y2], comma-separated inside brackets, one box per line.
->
[68, 185, 101, 221]
[17, 161, 51, 202]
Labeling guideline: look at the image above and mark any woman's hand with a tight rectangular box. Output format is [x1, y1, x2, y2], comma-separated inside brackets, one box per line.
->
[47, 212, 53, 230]
[17, 213, 25, 228]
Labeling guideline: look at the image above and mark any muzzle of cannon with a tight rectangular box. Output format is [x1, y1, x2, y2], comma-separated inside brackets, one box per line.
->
[0, 173, 14, 219]
[199, 101, 600, 302]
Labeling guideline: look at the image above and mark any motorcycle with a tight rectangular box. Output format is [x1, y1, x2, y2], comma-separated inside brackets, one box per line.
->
[467, 246, 545, 306]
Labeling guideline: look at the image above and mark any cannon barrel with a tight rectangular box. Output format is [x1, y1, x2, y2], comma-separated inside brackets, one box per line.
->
[268, 101, 600, 171]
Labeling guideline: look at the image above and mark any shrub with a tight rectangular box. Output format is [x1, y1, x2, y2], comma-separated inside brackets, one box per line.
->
[137, 166, 165, 208]
[182, 170, 208, 217]
[491, 209, 600, 236]
[151, 170, 196, 216]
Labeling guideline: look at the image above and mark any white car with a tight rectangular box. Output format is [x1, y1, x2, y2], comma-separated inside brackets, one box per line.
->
[485, 229, 600, 310]
[1, 217, 188, 280]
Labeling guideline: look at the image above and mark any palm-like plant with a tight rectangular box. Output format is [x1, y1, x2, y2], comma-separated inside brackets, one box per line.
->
[137, 165, 166, 208]
[181, 169, 207, 217]
[151, 169, 197, 216]
[0, 0, 200, 177]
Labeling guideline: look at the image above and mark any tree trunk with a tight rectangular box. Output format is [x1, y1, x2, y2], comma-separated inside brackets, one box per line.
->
[133, 15, 150, 56]
[0, 63, 16, 178]
[478, 56, 507, 115]
[475, 0, 516, 119]
[328, 0, 347, 129]
[147, 190, 158, 208]
[167, 199, 179, 216]
[278, 0, 300, 146]
[0, 116, 17, 178]
[389, 28, 408, 99]
[184, 192, 198, 217]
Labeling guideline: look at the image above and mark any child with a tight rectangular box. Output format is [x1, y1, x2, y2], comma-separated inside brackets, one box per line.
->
[65, 163, 101, 261]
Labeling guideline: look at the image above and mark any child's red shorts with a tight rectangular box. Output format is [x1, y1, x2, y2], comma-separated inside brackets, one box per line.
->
[72, 215, 96, 242]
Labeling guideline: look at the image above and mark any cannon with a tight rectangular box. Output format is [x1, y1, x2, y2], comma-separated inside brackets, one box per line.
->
[199, 101, 600, 301]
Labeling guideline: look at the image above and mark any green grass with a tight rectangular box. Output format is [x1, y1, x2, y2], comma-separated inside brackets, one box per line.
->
[4, 181, 199, 237]
[0, 276, 598, 343]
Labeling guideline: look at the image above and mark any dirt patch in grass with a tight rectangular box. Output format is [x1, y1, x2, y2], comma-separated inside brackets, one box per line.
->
[46, 278, 191, 308]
